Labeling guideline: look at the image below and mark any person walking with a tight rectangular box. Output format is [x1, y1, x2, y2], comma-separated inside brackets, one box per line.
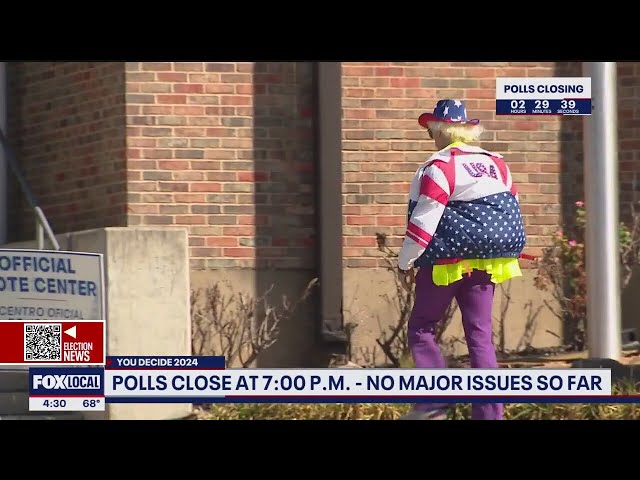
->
[397, 99, 528, 420]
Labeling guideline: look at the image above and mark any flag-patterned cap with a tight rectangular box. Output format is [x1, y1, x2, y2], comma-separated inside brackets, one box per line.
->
[418, 99, 480, 128]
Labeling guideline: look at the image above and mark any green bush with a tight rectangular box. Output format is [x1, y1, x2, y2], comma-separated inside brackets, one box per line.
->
[198, 382, 640, 420]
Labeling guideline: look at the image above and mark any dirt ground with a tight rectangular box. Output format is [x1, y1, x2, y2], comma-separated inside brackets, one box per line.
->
[494, 348, 640, 369]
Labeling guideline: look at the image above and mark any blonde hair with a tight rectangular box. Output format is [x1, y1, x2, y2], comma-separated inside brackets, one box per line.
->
[427, 121, 485, 144]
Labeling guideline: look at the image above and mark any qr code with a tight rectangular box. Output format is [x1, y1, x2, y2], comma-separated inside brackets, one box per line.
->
[24, 324, 62, 361]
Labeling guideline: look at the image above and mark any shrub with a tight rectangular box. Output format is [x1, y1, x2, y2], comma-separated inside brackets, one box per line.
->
[534, 201, 640, 350]
[353, 233, 457, 368]
[191, 279, 317, 367]
[197, 382, 640, 420]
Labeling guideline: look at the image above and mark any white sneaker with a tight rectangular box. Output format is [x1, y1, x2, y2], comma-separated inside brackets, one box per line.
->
[400, 409, 447, 420]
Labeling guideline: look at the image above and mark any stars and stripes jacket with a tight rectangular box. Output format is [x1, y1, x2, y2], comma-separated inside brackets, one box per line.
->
[397, 142, 527, 271]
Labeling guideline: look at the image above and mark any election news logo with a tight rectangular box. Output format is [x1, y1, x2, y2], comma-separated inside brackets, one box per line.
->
[30, 367, 104, 395]
[0, 319, 105, 366]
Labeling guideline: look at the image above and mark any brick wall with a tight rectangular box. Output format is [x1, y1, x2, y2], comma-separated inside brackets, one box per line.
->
[7, 61, 640, 269]
[617, 62, 640, 219]
[341, 62, 568, 267]
[515, 62, 640, 225]
[7, 62, 126, 241]
[124, 62, 316, 269]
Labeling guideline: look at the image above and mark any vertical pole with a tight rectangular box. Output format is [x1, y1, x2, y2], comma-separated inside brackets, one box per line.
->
[36, 218, 44, 250]
[315, 62, 347, 347]
[0, 62, 7, 245]
[582, 62, 622, 359]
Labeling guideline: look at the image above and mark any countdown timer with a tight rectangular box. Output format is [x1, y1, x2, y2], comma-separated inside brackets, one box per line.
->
[496, 98, 592, 115]
[496, 77, 592, 116]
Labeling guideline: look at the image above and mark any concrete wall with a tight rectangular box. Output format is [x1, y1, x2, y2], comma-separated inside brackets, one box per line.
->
[190, 266, 563, 368]
[190, 268, 324, 368]
[1, 226, 192, 420]
[342, 268, 561, 365]
[622, 268, 640, 334]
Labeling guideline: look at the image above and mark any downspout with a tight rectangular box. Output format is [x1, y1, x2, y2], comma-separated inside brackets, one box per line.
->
[314, 62, 348, 350]
[0, 62, 7, 245]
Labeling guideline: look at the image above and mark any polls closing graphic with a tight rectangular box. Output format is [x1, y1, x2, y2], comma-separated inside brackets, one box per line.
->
[0, 319, 105, 366]
[495, 77, 592, 116]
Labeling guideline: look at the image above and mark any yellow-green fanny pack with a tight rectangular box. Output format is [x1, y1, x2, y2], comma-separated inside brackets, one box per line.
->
[431, 258, 523, 286]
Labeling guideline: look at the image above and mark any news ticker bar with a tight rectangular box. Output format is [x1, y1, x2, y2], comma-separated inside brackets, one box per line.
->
[0, 319, 105, 366]
[495, 77, 592, 116]
[102, 368, 613, 398]
[27, 357, 640, 412]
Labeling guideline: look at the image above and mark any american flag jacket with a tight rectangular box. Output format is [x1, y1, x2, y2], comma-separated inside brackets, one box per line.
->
[397, 142, 527, 271]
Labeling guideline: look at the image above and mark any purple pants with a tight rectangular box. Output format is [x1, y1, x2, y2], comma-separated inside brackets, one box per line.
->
[408, 266, 503, 420]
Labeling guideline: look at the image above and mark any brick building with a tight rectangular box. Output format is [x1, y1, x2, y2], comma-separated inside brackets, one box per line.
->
[3, 62, 639, 366]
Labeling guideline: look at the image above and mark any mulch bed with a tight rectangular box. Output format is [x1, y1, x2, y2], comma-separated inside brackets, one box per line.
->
[440, 346, 640, 370]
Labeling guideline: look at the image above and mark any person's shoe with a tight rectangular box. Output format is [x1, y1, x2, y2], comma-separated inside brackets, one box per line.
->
[399, 409, 448, 420]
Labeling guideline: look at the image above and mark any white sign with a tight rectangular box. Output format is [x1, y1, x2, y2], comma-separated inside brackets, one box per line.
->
[0, 249, 104, 321]
[496, 77, 591, 100]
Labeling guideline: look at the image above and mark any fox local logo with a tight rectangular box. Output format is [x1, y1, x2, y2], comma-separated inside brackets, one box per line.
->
[32, 373, 101, 390]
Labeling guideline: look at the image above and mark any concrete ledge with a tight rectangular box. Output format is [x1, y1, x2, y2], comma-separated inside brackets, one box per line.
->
[0, 371, 29, 393]
[0, 392, 29, 415]
[0, 413, 84, 420]
[571, 358, 640, 383]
